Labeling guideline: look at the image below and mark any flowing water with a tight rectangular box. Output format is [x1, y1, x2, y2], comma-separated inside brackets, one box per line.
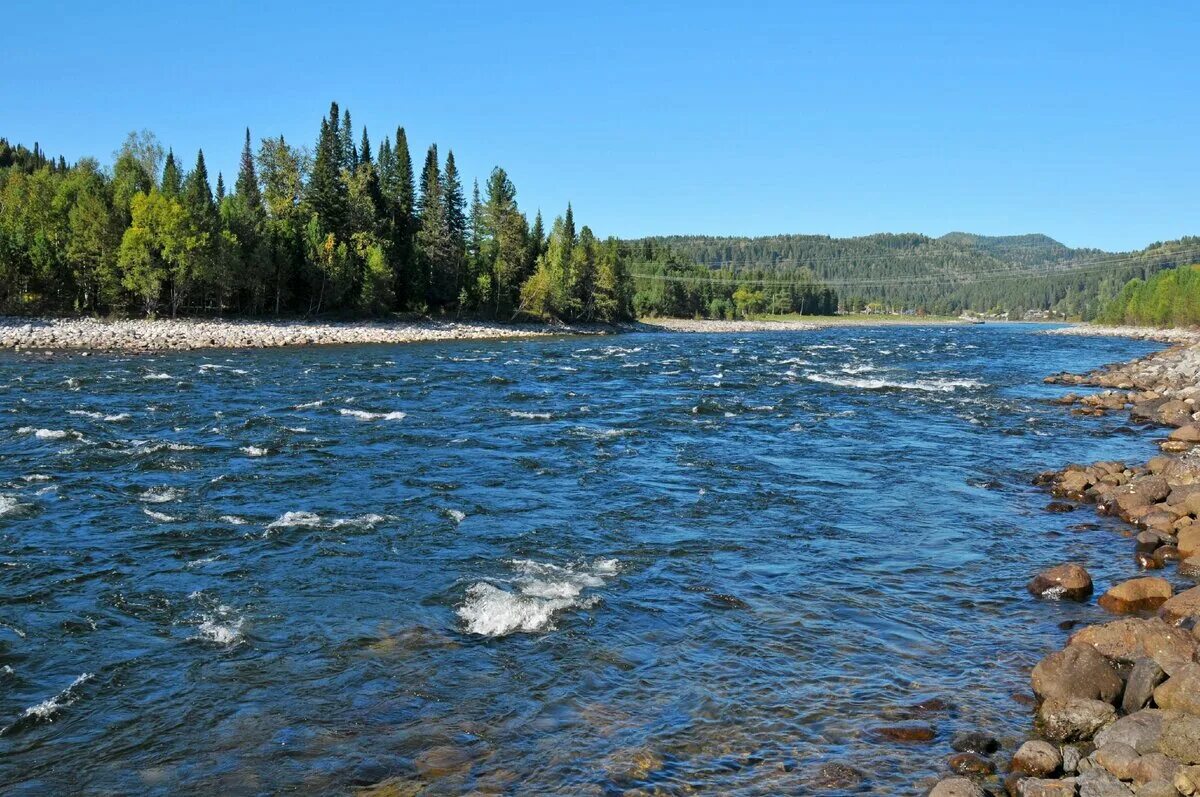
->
[0, 324, 1166, 795]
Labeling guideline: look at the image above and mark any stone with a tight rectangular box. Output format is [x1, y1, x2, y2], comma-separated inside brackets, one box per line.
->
[1129, 754, 1179, 787]
[1180, 556, 1200, 579]
[1039, 698, 1118, 743]
[1012, 740, 1063, 777]
[948, 752, 996, 777]
[1169, 425, 1200, 442]
[1071, 617, 1198, 675]
[1098, 578, 1175, 614]
[1033, 645, 1125, 704]
[1123, 658, 1167, 715]
[1063, 745, 1085, 775]
[1093, 742, 1140, 780]
[951, 731, 1001, 755]
[1160, 713, 1200, 764]
[1078, 767, 1135, 795]
[1177, 765, 1200, 795]
[874, 724, 936, 742]
[1159, 586, 1200, 626]
[1019, 779, 1078, 797]
[929, 777, 986, 797]
[810, 762, 864, 789]
[413, 745, 476, 777]
[1095, 710, 1167, 754]
[1030, 564, 1095, 601]
[1047, 501, 1078, 513]
[1153, 663, 1200, 715]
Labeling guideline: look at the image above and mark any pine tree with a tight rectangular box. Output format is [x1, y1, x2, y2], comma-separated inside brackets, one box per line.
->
[359, 127, 372, 168]
[379, 126, 415, 305]
[215, 172, 225, 202]
[416, 144, 449, 306]
[306, 115, 348, 238]
[235, 128, 263, 214]
[161, 150, 182, 197]
[443, 150, 467, 299]
[341, 108, 356, 171]
[563, 202, 576, 254]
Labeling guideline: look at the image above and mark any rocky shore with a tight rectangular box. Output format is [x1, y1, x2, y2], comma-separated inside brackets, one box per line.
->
[930, 335, 1200, 796]
[0, 316, 619, 351]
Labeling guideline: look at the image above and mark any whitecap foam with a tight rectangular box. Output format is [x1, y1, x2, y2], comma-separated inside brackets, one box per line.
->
[0, 495, 30, 518]
[18, 427, 73, 440]
[142, 508, 178, 522]
[240, 446, 268, 457]
[266, 511, 321, 530]
[509, 411, 552, 420]
[805, 373, 984, 392]
[220, 515, 248, 525]
[4, 673, 94, 732]
[143, 372, 173, 381]
[139, 486, 181, 504]
[330, 513, 390, 529]
[292, 400, 324, 410]
[338, 408, 406, 421]
[196, 607, 244, 645]
[446, 509, 466, 524]
[457, 557, 620, 637]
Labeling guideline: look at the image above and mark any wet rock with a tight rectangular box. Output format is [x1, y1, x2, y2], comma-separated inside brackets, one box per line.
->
[810, 762, 864, 790]
[1033, 645, 1124, 704]
[413, 745, 477, 778]
[1038, 698, 1118, 743]
[1179, 556, 1200, 579]
[1070, 617, 1198, 675]
[1077, 767, 1134, 796]
[1098, 578, 1174, 614]
[1160, 713, 1200, 764]
[951, 731, 1001, 755]
[874, 723, 936, 742]
[604, 746, 663, 782]
[1159, 586, 1200, 626]
[1153, 663, 1200, 715]
[1123, 658, 1168, 715]
[1047, 502, 1078, 513]
[1029, 564, 1095, 601]
[948, 752, 996, 777]
[928, 777, 986, 797]
[907, 697, 958, 716]
[1169, 425, 1200, 441]
[1153, 546, 1182, 567]
[1012, 740, 1063, 777]
[1137, 551, 1165, 570]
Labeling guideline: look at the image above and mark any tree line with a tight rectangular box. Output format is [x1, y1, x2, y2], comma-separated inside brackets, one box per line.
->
[0, 103, 634, 322]
[1097, 263, 1200, 327]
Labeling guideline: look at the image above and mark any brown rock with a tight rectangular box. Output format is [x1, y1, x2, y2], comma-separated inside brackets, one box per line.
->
[1161, 713, 1200, 764]
[948, 752, 995, 778]
[1153, 663, 1200, 715]
[413, 745, 476, 778]
[1028, 564, 1094, 601]
[1095, 709, 1169, 754]
[1097, 577, 1174, 614]
[1177, 765, 1200, 795]
[810, 762, 864, 790]
[874, 723, 936, 742]
[1059, 471, 1093, 495]
[1011, 740, 1062, 777]
[929, 777, 986, 797]
[1032, 645, 1124, 704]
[1018, 779, 1077, 797]
[1130, 754, 1180, 787]
[1123, 658, 1167, 714]
[1070, 617, 1198, 675]
[1179, 527, 1200, 559]
[1180, 555, 1200, 579]
[1154, 545, 1182, 567]
[1038, 698, 1117, 742]
[1171, 425, 1200, 442]
[1093, 741, 1140, 780]
[1159, 586, 1200, 626]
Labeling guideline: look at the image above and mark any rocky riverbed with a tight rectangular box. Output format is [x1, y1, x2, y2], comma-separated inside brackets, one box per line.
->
[930, 335, 1200, 796]
[0, 316, 619, 351]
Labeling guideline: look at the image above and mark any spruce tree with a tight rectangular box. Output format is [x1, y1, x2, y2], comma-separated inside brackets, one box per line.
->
[416, 144, 449, 306]
[216, 173, 225, 202]
[235, 128, 263, 214]
[161, 150, 182, 197]
[306, 116, 348, 238]
[341, 108, 356, 170]
[359, 127, 372, 168]
[443, 150, 467, 299]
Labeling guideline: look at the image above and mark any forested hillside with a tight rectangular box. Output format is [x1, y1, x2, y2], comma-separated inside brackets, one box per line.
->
[1097, 264, 1200, 327]
[626, 233, 1200, 318]
[0, 103, 634, 322]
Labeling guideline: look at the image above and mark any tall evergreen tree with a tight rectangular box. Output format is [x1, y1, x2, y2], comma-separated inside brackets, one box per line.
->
[235, 128, 263, 213]
[443, 150, 467, 300]
[306, 115, 348, 238]
[340, 108, 356, 171]
[161, 150, 182, 198]
[379, 126, 415, 305]
[359, 127, 372, 167]
[215, 172, 225, 202]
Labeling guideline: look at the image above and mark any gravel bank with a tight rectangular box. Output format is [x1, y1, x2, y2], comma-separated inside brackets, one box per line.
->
[0, 317, 618, 352]
[1045, 325, 1200, 344]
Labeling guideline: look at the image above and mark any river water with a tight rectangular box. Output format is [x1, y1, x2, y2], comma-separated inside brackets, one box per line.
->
[0, 324, 1164, 794]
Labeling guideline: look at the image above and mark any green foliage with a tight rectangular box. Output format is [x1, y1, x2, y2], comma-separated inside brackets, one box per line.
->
[1097, 264, 1200, 327]
[0, 103, 636, 321]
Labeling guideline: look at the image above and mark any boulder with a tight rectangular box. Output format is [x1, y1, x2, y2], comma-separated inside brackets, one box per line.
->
[1160, 713, 1200, 764]
[1114, 477, 1172, 513]
[1169, 425, 1200, 442]
[1153, 663, 1200, 716]
[1159, 586, 1200, 626]
[1038, 698, 1117, 743]
[1095, 710, 1168, 754]
[1180, 556, 1200, 579]
[951, 731, 1000, 755]
[929, 777, 986, 797]
[1033, 645, 1125, 704]
[1070, 617, 1198, 675]
[1097, 577, 1174, 614]
[1092, 741, 1139, 780]
[1130, 754, 1180, 787]
[1019, 780, 1077, 797]
[1177, 765, 1200, 795]
[810, 762, 864, 790]
[1179, 528, 1200, 559]
[1059, 470, 1093, 495]
[1122, 658, 1167, 715]
[948, 752, 996, 777]
[1029, 564, 1094, 601]
[1012, 740, 1062, 777]
[1077, 767, 1134, 795]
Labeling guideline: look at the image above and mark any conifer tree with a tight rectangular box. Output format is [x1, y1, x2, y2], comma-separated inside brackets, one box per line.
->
[215, 173, 225, 202]
[161, 151, 182, 197]
[341, 108, 356, 171]
[359, 127, 372, 167]
[306, 116, 348, 238]
[443, 150, 467, 299]
[235, 128, 263, 213]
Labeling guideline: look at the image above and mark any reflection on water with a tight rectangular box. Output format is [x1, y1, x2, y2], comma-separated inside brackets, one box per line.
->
[0, 325, 1163, 794]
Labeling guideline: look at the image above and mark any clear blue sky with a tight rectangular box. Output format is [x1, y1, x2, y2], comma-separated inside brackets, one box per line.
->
[4, 1, 1196, 251]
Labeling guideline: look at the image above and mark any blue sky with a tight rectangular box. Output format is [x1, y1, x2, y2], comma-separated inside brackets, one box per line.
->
[4, 1, 1196, 251]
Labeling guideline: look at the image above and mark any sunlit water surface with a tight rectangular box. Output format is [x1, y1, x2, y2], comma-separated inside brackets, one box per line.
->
[0, 325, 1165, 794]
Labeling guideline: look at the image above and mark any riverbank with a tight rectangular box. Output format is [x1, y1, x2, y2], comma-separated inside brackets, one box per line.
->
[637, 315, 970, 334]
[1046, 324, 1200, 344]
[0, 316, 621, 352]
[930, 337, 1200, 796]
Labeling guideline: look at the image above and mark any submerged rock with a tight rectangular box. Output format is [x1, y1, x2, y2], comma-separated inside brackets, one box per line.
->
[874, 724, 937, 743]
[950, 731, 1000, 755]
[810, 762, 864, 790]
[1029, 564, 1094, 601]
[947, 752, 995, 777]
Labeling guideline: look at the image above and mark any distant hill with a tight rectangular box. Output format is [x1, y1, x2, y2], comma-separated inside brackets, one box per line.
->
[623, 232, 1200, 318]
